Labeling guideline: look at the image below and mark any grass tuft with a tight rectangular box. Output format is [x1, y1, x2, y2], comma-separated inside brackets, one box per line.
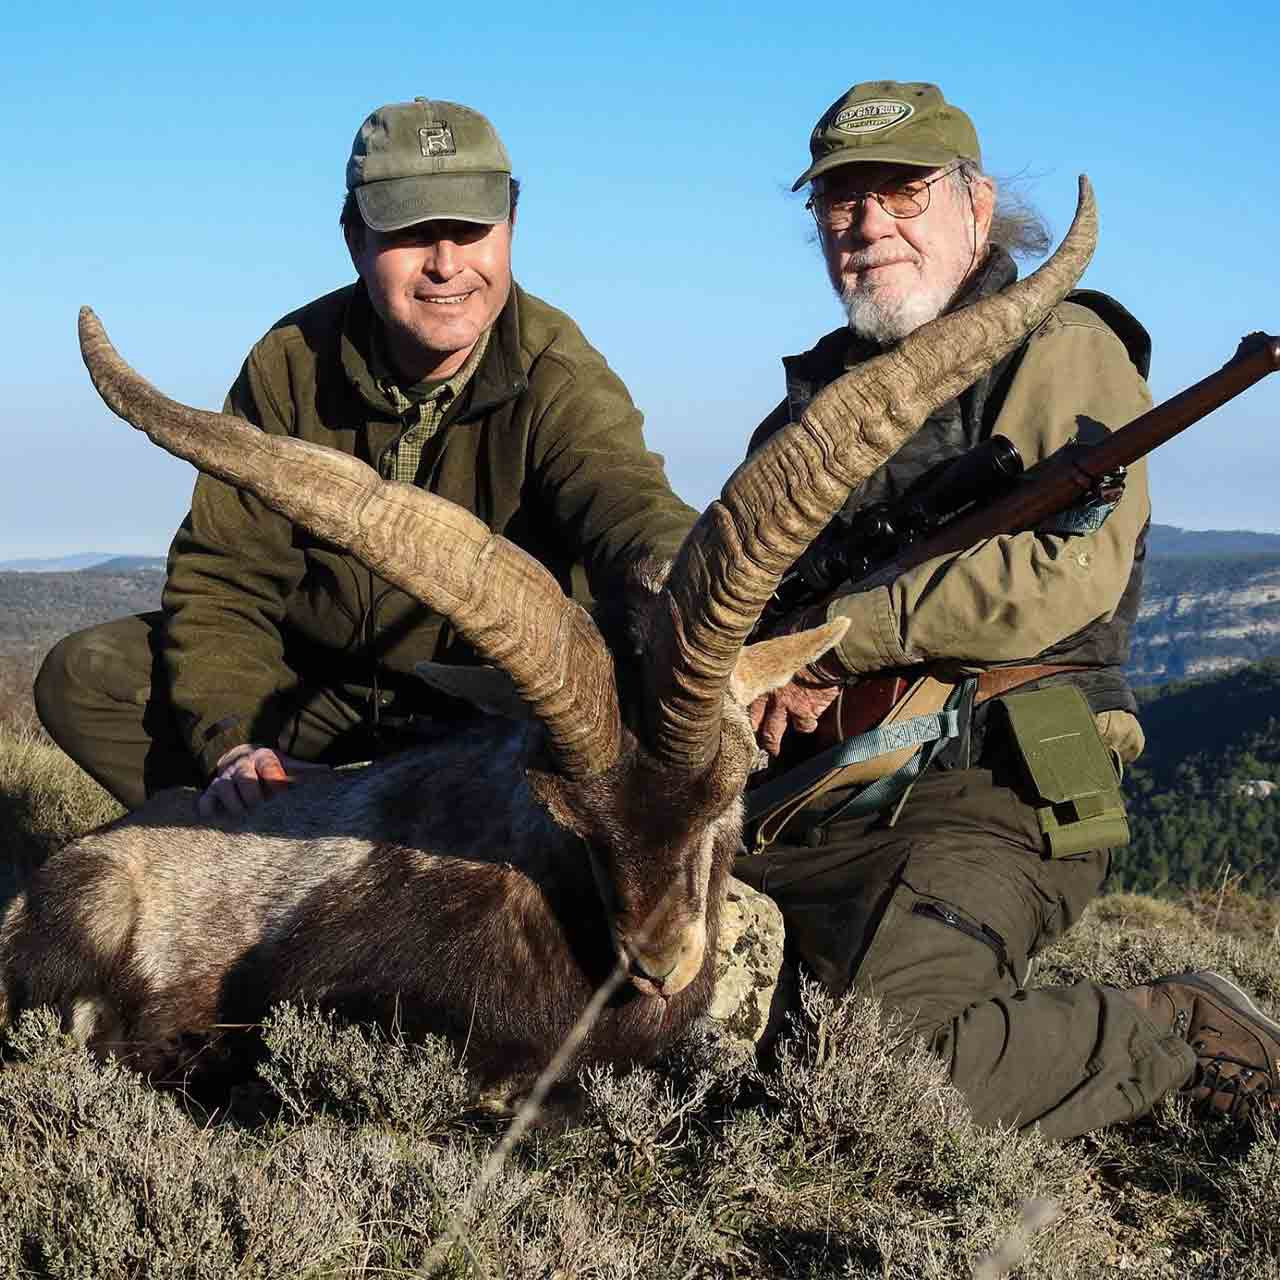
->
[0, 721, 120, 888]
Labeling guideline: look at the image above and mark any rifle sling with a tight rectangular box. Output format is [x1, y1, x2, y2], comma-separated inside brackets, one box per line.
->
[744, 663, 1091, 852]
[745, 691, 965, 852]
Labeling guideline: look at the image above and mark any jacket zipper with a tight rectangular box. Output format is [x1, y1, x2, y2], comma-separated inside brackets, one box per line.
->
[911, 901, 1014, 981]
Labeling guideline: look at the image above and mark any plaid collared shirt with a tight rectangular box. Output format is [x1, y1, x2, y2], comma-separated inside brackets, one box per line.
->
[373, 328, 491, 485]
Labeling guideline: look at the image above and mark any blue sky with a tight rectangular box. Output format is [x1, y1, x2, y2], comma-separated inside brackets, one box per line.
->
[3, 1, 1277, 557]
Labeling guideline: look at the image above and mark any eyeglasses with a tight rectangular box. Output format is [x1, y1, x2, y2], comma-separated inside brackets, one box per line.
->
[806, 166, 962, 230]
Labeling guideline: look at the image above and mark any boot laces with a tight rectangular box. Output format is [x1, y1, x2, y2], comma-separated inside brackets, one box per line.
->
[1194, 1052, 1280, 1123]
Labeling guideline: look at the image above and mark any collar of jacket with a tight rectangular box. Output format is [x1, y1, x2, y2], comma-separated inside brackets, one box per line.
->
[338, 280, 531, 424]
[782, 245, 1019, 418]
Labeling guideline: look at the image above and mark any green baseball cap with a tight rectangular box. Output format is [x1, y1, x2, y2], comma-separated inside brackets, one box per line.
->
[346, 97, 512, 231]
[792, 81, 981, 191]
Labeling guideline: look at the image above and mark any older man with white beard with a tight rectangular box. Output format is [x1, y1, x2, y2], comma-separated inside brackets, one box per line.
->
[736, 81, 1280, 1140]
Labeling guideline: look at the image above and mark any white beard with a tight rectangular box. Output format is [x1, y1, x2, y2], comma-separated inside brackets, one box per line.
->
[840, 284, 949, 346]
[838, 250, 973, 346]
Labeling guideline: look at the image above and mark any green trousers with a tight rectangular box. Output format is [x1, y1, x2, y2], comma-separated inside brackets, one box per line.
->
[34, 613, 433, 810]
[735, 758, 1196, 1142]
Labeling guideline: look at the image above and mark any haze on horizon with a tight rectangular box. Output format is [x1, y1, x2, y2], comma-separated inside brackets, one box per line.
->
[3, 2, 1277, 560]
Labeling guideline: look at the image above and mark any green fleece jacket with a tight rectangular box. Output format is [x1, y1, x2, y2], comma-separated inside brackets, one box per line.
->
[162, 280, 697, 776]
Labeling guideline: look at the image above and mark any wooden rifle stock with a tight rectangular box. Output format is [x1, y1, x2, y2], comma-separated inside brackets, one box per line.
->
[806, 332, 1280, 750]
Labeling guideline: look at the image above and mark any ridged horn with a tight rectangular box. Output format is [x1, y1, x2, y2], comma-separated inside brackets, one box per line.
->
[77, 309, 622, 779]
[651, 175, 1098, 769]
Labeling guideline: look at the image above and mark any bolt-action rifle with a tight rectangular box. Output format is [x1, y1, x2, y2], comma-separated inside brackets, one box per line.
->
[759, 331, 1280, 751]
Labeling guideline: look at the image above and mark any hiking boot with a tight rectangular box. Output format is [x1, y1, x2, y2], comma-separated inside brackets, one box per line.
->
[1126, 970, 1280, 1123]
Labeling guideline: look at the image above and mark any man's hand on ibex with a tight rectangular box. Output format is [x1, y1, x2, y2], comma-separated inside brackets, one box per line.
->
[199, 744, 331, 818]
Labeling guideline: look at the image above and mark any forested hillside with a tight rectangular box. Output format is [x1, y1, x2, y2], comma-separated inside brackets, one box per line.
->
[0, 566, 164, 659]
[1116, 660, 1280, 894]
[0, 566, 164, 722]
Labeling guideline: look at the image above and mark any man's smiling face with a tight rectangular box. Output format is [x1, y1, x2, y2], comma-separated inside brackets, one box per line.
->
[348, 216, 513, 382]
[816, 161, 992, 344]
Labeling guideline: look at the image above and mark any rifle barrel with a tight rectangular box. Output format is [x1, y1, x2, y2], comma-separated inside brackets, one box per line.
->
[1079, 331, 1280, 484]
[856, 332, 1280, 589]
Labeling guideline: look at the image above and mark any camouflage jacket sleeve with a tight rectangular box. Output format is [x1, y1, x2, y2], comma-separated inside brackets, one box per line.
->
[823, 303, 1153, 674]
[161, 346, 307, 777]
[524, 330, 698, 591]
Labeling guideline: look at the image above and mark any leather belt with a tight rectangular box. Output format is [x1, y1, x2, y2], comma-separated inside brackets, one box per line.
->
[973, 663, 1090, 705]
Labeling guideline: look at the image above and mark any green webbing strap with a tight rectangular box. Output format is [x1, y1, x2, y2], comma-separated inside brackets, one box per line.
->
[802, 680, 976, 831]
[744, 705, 962, 824]
[807, 731, 942, 828]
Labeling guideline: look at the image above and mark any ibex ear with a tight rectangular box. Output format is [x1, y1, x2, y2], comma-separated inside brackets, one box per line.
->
[728, 617, 850, 706]
[525, 767, 587, 835]
[411, 662, 534, 720]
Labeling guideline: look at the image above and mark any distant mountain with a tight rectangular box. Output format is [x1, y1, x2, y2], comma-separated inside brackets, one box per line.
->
[1131, 529, 1280, 684]
[1145, 524, 1280, 558]
[0, 553, 120, 573]
[82, 556, 168, 574]
[0, 566, 165, 659]
[0, 553, 167, 573]
[5, 524, 1280, 686]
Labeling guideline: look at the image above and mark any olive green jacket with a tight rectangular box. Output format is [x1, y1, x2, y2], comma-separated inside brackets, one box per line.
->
[751, 279, 1152, 756]
[162, 281, 697, 776]
[825, 301, 1151, 673]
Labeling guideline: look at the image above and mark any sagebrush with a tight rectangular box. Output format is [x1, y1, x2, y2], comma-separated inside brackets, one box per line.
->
[2, 725, 1279, 1278]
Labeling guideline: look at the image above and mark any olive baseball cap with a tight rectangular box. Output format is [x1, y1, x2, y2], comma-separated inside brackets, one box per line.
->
[792, 81, 981, 191]
[346, 97, 512, 231]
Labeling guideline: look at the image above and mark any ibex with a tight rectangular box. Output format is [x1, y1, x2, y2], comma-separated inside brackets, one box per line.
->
[0, 182, 1096, 1088]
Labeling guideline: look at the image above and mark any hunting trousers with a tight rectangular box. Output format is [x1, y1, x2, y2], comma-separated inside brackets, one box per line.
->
[34, 613, 439, 810]
[735, 751, 1196, 1142]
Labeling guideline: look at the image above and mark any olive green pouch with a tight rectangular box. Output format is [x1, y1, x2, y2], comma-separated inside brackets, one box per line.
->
[995, 685, 1130, 858]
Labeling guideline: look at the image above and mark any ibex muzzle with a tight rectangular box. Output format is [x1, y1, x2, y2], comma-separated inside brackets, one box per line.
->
[0, 181, 1097, 1084]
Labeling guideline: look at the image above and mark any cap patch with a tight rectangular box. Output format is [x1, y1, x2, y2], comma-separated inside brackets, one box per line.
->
[832, 99, 914, 135]
[419, 123, 456, 157]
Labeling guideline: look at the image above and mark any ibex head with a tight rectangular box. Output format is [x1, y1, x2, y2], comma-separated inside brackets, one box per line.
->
[513, 559, 850, 997]
[76, 178, 1097, 1005]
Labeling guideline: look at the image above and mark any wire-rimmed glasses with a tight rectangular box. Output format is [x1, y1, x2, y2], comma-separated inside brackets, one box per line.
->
[806, 165, 962, 231]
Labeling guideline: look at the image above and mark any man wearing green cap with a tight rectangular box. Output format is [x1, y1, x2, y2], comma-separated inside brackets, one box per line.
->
[736, 81, 1280, 1138]
[36, 97, 697, 817]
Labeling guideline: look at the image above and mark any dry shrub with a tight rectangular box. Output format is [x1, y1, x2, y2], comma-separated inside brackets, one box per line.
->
[717, 984, 1114, 1277]
[551, 983, 1124, 1279]
[1, 947, 1279, 1276]
[0, 1008, 539, 1278]
[1034, 891, 1280, 1013]
[0, 988, 1124, 1280]
[259, 1003, 470, 1133]
[1181, 880, 1280, 940]
[1034, 894, 1280, 1275]
[3, 732, 1280, 1276]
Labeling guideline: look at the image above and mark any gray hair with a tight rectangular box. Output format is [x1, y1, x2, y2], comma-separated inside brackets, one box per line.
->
[950, 160, 1053, 261]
